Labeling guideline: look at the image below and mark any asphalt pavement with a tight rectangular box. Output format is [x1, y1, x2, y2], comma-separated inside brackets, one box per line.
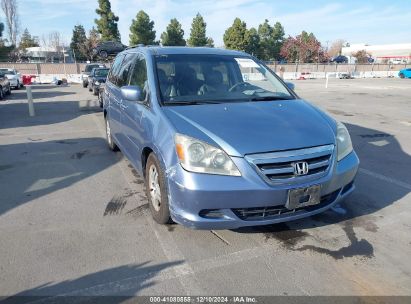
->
[0, 78, 410, 300]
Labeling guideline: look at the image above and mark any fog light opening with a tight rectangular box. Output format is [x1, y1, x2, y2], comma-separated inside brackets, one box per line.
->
[199, 209, 225, 219]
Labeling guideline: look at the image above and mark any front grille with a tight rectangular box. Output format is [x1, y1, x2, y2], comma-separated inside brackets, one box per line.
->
[245, 145, 334, 185]
[232, 189, 340, 221]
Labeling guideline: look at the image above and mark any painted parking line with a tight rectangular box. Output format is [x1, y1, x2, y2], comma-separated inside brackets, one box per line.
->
[359, 168, 411, 191]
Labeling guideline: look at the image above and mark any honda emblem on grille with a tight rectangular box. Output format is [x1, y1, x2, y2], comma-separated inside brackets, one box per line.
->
[294, 161, 309, 176]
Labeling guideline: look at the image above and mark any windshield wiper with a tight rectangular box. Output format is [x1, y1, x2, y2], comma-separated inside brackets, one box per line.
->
[164, 100, 221, 106]
[248, 96, 292, 102]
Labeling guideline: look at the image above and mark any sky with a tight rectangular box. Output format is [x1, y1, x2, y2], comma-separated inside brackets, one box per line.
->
[5, 0, 411, 47]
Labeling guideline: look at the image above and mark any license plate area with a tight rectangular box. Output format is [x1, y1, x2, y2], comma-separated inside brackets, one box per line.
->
[286, 185, 321, 210]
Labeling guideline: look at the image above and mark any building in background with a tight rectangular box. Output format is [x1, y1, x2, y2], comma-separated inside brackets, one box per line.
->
[23, 46, 74, 63]
[342, 43, 411, 63]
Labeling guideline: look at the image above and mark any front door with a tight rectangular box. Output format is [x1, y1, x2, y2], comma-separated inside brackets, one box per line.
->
[121, 53, 150, 172]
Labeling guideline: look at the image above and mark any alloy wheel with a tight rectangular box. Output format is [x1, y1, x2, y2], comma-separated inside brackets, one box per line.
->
[148, 164, 161, 212]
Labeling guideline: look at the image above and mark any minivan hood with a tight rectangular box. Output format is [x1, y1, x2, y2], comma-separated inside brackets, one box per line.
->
[163, 100, 336, 157]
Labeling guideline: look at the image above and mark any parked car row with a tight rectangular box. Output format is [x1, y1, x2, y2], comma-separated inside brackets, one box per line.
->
[0, 68, 24, 100]
[82, 63, 109, 108]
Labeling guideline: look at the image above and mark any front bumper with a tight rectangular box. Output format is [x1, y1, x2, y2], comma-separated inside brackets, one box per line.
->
[167, 151, 359, 230]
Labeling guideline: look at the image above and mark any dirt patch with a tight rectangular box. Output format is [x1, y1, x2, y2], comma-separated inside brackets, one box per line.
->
[328, 109, 355, 117]
[71, 150, 90, 159]
[55, 140, 78, 145]
[359, 133, 392, 138]
[104, 196, 127, 216]
[252, 223, 309, 247]
[296, 222, 374, 260]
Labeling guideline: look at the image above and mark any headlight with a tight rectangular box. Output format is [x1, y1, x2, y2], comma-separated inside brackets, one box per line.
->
[95, 81, 100, 85]
[175, 134, 241, 176]
[336, 122, 353, 161]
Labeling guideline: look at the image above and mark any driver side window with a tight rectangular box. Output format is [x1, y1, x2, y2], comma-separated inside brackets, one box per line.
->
[129, 54, 148, 101]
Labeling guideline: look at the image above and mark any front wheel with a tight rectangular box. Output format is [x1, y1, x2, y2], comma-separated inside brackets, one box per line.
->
[6, 85, 11, 95]
[105, 116, 118, 151]
[145, 154, 171, 224]
[399, 73, 405, 79]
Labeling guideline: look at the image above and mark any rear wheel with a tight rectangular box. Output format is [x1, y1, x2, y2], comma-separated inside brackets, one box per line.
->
[105, 116, 118, 151]
[399, 73, 405, 79]
[145, 153, 171, 224]
[99, 50, 108, 58]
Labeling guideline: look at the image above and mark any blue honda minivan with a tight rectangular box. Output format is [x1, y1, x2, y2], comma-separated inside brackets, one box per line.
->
[103, 46, 359, 229]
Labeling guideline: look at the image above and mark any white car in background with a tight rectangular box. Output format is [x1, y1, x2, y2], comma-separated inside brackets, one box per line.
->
[0, 68, 22, 89]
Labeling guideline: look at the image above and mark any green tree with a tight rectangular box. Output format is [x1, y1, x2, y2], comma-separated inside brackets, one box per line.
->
[95, 0, 121, 42]
[245, 27, 260, 55]
[223, 18, 248, 51]
[129, 10, 157, 46]
[206, 37, 214, 47]
[161, 18, 185, 46]
[187, 13, 208, 47]
[257, 19, 284, 60]
[70, 24, 87, 61]
[18, 28, 39, 50]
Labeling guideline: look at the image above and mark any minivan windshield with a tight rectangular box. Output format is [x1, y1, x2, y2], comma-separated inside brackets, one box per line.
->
[154, 54, 293, 105]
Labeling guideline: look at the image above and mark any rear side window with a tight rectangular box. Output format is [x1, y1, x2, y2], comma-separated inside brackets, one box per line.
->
[108, 54, 125, 86]
[129, 54, 148, 100]
[117, 53, 137, 87]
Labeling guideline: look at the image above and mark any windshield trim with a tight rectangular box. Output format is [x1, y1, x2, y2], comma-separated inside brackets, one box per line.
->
[153, 54, 297, 107]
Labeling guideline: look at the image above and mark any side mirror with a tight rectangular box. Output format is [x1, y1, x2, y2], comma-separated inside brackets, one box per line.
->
[121, 85, 143, 102]
[285, 82, 295, 90]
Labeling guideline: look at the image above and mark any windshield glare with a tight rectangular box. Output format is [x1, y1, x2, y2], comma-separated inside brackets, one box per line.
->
[154, 54, 293, 104]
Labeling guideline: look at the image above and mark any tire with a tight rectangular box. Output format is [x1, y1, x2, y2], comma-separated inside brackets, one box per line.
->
[399, 73, 405, 79]
[0, 87, 3, 100]
[98, 92, 103, 108]
[105, 116, 118, 151]
[83, 81, 87, 88]
[89, 86, 92, 92]
[145, 153, 171, 225]
[93, 88, 98, 96]
[99, 50, 108, 58]
[15, 81, 20, 90]
[6, 85, 11, 95]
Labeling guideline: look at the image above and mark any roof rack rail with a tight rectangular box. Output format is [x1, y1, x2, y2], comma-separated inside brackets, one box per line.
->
[126, 44, 145, 50]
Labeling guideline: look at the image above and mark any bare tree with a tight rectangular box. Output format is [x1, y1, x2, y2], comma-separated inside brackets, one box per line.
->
[327, 39, 345, 58]
[1, 0, 19, 46]
[40, 31, 64, 62]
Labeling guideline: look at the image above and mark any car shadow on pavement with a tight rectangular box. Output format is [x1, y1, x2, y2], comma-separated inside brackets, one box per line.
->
[2, 261, 183, 302]
[234, 122, 410, 256]
[0, 137, 119, 216]
[0, 99, 100, 129]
